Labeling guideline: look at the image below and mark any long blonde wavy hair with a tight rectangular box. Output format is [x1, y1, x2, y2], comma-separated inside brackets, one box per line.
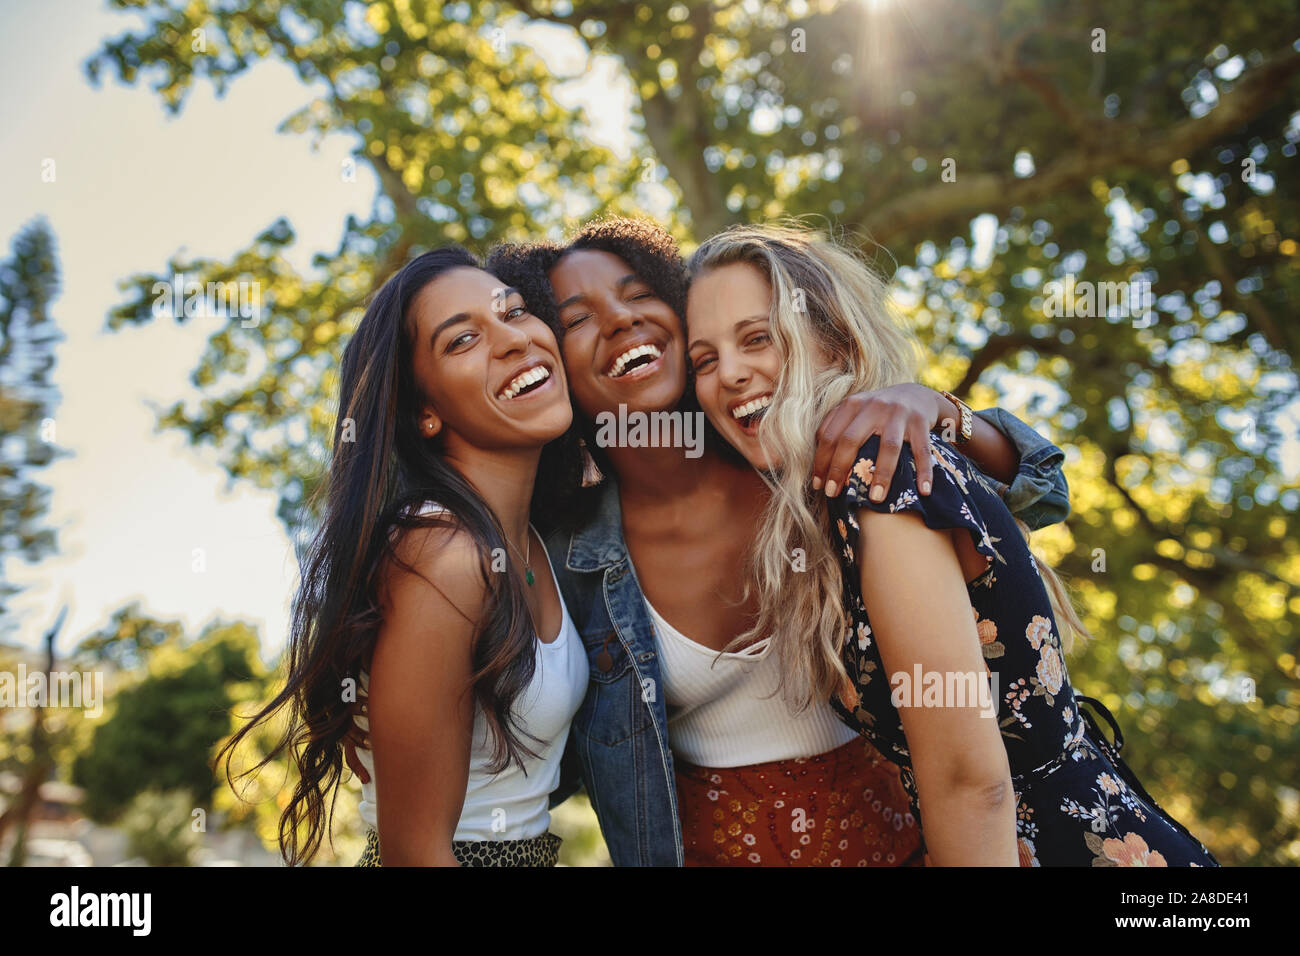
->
[686, 222, 1088, 712]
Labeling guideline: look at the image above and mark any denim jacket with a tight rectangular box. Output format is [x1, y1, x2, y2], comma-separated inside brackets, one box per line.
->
[545, 408, 1068, 866]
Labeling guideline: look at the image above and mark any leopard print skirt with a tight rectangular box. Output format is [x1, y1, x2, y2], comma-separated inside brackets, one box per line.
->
[356, 829, 562, 867]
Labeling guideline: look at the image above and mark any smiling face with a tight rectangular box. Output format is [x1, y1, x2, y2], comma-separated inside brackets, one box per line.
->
[686, 261, 784, 471]
[547, 249, 687, 423]
[407, 266, 571, 453]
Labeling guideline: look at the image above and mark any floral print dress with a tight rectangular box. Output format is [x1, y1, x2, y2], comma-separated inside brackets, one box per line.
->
[826, 435, 1218, 867]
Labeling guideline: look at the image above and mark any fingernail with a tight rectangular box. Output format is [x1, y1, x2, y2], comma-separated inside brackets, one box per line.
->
[811, 476, 822, 491]
[870, 484, 886, 503]
[824, 479, 838, 497]
[920, 480, 931, 495]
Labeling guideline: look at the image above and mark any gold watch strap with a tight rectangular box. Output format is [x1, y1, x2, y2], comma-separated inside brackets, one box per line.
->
[939, 390, 974, 444]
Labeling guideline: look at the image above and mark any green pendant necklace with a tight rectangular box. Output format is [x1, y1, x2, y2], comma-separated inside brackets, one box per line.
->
[506, 527, 535, 586]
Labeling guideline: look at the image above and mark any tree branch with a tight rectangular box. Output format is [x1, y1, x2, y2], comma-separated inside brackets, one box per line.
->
[1100, 422, 1298, 601]
[1172, 202, 1285, 351]
[860, 44, 1300, 244]
[626, 5, 734, 237]
[951, 332, 1041, 394]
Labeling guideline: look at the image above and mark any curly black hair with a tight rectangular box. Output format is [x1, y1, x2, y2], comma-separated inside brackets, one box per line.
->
[486, 217, 688, 339]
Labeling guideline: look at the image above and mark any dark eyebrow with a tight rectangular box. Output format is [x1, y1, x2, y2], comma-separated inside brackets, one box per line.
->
[556, 274, 639, 312]
[428, 287, 521, 348]
[688, 315, 768, 352]
[431, 313, 469, 349]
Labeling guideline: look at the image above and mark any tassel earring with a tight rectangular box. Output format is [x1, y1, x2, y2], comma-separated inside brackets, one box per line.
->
[578, 438, 604, 488]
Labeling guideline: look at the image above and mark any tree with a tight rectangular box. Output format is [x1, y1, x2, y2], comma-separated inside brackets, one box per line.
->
[120, 789, 206, 866]
[0, 218, 64, 636]
[88, 0, 1300, 863]
[0, 606, 66, 865]
[76, 602, 184, 672]
[71, 609, 267, 822]
[88, 0, 645, 527]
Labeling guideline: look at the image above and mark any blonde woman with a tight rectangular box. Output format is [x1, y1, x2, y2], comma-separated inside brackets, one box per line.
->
[684, 223, 1218, 867]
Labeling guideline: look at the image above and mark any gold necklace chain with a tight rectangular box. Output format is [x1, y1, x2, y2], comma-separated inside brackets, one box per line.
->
[504, 526, 535, 587]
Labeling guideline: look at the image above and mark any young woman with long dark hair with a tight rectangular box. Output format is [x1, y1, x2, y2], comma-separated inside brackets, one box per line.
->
[467, 218, 1074, 865]
[683, 223, 1218, 866]
[220, 247, 586, 867]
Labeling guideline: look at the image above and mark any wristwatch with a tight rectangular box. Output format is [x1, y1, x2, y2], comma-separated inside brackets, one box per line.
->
[938, 389, 974, 444]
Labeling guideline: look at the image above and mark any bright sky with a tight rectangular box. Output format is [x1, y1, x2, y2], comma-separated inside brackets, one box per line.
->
[0, 0, 633, 660]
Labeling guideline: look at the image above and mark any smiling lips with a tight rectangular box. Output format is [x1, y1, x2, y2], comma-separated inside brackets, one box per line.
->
[605, 342, 663, 378]
[497, 363, 552, 401]
[730, 393, 771, 422]
[730, 393, 771, 434]
[728, 393, 771, 437]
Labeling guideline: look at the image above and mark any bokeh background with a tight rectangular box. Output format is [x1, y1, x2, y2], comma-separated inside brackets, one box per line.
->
[1, 0, 1297, 866]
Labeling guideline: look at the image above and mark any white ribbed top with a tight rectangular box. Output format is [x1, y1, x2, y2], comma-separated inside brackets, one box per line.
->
[647, 597, 858, 768]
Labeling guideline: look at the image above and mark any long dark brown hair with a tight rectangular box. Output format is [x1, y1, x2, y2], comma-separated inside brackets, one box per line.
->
[219, 246, 561, 864]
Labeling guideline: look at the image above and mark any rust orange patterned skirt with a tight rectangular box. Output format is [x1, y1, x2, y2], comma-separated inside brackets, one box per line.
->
[675, 736, 925, 866]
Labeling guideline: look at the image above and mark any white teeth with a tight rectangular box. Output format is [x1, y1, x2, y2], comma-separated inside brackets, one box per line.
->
[731, 394, 772, 420]
[498, 365, 550, 400]
[607, 343, 662, 378]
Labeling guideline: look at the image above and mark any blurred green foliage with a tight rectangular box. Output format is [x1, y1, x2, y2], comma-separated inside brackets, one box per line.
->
[120, 789, 205, 866]
[551, 793, 613, 867]
[71, 609, 268, 822]
[85, 0, 1300, 864]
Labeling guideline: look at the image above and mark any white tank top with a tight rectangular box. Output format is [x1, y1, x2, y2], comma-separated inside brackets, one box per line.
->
[647, 597, 858, 768]
[355, 506, 587, 841]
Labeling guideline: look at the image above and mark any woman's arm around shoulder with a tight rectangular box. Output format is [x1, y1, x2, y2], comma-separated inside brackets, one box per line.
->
[971, 406, 1070, 530]
[812, 386, 1070, 527]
